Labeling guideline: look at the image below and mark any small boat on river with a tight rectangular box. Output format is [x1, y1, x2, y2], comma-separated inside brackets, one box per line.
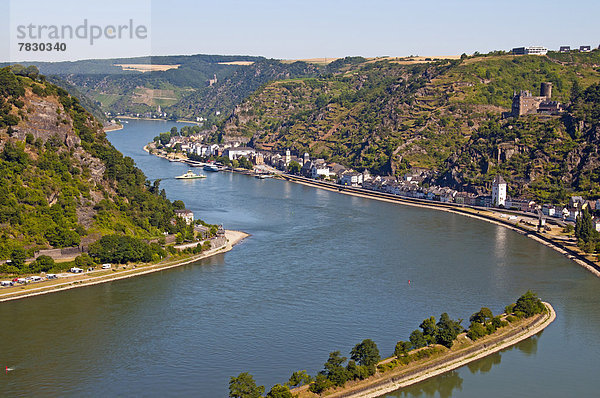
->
[175, 170, 206, 179]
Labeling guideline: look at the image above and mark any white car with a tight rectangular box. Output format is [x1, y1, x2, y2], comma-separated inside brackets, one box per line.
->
[101, 264, 112, 269]
[69, 267, 83, 273]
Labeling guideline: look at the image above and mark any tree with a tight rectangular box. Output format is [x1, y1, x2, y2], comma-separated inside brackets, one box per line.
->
[394, 341, 412, 357]
[420, 316, 438, 344]
[170, 126, 179, 136]
[309, 373, 333, 394]
[10, 248, 27, 268]
[324, 351, 349, 387]
[575, 207, 596, 246]
[31, 255, 54, 273]
[286, 370, 312, 388]
[469, 307, 493, 324]
[435, 313, 463, 348]
[409, 329, 427, 349]
[287, 160, 301, 174]
[266, 384, 292, 398]
[229, 372, 264, 398]
[466, 321, 486, 341]
[514, 290, 545, 317]
[350, 339, 380, 368]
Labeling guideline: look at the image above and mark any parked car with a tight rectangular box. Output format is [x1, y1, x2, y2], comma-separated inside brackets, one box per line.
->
[30, 276, 42, 282]
[46, 274, 57, 279]
[1, 281, 13, 287]
[69, 267, 83, 273]
[17, 278, 27, 284]
[101, 263, 112, 269]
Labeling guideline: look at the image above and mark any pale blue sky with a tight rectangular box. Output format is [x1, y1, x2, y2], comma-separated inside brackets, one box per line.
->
[2, 0, 599, 62]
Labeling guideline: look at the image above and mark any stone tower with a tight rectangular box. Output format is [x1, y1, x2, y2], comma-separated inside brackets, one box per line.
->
[492, 175, 507, 207]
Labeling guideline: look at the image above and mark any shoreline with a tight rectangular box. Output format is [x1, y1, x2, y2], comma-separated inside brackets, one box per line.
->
[294, 303, 555, 398]
[280, 175, 600, 278]
[0, 230, 248, 303]
[103, 123, 123, 132]
[116, 116, 201, 124]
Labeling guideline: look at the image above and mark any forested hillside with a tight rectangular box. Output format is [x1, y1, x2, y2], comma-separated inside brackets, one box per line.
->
[221, 51, 600, 202]
[0, 66, 183, 260]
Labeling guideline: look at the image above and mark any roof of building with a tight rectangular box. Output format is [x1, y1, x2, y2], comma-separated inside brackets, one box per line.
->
[493, 175, 507, 185]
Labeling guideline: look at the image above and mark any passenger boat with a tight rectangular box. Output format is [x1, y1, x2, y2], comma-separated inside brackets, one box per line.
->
[175, 170, 206, 179]
[203, 164, 219, 172]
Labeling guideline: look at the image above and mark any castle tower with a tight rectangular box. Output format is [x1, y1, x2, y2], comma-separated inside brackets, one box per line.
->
[540, 82, 552, 99]
[303, 152, 310, 164]
[492, 175, 507, 207]
[285, 149, 291, 165]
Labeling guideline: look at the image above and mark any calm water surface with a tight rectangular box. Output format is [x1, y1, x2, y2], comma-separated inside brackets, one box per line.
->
[1, 119, 599, 397]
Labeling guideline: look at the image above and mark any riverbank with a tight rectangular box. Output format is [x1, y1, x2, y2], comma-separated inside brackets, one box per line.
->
[0, 230, 248, 303]
[103, 123, 123, 132]
[117, 115, 201, 124]
[293, 303, 556, 398]
[281, 175, 600, 278]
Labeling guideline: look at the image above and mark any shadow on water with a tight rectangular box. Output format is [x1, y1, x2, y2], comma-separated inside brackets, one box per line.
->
[386, 332, 541, 397]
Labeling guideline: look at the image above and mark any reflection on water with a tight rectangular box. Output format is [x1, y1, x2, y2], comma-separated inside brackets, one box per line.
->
[467, 352, 501, 374]
[387, 371, 463, 398]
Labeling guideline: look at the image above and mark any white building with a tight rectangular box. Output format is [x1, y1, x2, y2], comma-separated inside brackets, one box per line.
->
[492, 175, 507, 207]
[311, 165, 331, 179]
[340, 171, 363, 187]
[174, 209, 194, 225]
[224, 147, 255, 160]
[285, 149, 291, 166]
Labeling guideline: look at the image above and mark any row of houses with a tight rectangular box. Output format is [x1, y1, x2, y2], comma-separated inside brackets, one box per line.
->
[511, 45, 596, 56]
[164, 137, 600, 226]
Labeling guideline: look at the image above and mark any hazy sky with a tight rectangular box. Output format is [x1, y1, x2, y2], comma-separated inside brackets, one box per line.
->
[2, 0, 599, 62]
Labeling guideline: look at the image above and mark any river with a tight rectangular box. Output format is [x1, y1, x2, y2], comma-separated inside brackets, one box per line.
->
[1, 119, 599, 397]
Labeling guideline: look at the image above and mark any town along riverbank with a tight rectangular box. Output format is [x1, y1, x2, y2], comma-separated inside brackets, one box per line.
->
[0, 230, 248, 303]
[290, 302, 555, 398]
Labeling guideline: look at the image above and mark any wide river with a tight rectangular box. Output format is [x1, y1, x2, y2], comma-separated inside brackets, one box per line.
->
[2, 119, 599, 397]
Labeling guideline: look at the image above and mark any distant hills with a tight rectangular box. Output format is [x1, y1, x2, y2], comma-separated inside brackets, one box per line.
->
[11, 50, 600, 203]
[220, 51, 600, 202]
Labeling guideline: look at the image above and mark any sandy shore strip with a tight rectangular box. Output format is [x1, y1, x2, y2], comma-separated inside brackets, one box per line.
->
[281, 175, 600, 278]
[296, 303, 555, 398]
[0, 230, 248, 303]
[103, 123, 123, 132]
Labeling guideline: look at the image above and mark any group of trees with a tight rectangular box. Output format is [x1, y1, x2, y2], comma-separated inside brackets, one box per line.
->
[88, 235, 165, 264]
[309, 339, 381, 394]
[575, 207, 600, 253]
[394, 312, 464, 355]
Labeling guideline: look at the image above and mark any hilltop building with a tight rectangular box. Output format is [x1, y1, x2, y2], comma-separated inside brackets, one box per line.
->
[512, 46, 548, 55]
[492, 175, 507, 207]
[511, 82, 562, 116]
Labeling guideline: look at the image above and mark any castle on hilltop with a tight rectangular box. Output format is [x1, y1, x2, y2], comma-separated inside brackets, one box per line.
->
[511, 82, 562, 117]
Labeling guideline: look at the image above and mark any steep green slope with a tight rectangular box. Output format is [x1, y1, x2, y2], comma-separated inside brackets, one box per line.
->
[0, 67, 182, 260]
[221, 51, 600, 201]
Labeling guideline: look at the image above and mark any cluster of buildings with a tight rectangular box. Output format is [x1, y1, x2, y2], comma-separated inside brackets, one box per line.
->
[160, 127, 599, 228]
[511, 45, 596, 56]
[510, 82, 562, 117]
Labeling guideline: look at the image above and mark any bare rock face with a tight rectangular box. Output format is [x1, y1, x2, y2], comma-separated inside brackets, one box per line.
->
[17, 96, 72, 143]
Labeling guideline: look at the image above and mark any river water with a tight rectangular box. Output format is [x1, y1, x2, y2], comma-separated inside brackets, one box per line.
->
[1, 119, 599, 397]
